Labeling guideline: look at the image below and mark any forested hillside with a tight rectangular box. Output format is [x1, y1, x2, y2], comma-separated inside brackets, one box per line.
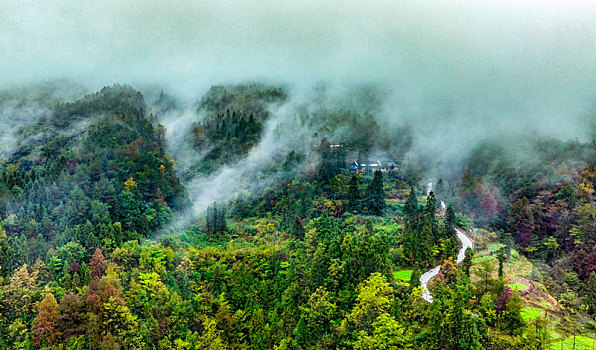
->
[0, 85, 185, 274]
[0, 83, 594, 350]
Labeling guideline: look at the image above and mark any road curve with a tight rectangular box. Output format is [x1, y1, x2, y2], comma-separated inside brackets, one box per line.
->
[420, 228, 473, 302]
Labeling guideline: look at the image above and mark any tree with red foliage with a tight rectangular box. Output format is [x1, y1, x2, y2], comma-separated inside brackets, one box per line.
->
[85, 276, 139, 346]
[90, 248, 107, 279]
[496, 285, 512, 315]
[479, 187, 498, 220]
[32, 292, 59, 347]
[459, 173, 500, 223]
[56, 293, 86, 342]
[508, 197, 536, 247]
[572, 244, 596, 279]
[440, 257, 458, 284]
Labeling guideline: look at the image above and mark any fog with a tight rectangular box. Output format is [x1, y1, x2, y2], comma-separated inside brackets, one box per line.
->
[2, 1, 594, 100]
[1, 0, 595, 218]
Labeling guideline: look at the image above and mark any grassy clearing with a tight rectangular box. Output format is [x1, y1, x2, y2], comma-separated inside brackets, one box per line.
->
[394, 269, 413, 285]
[487, 243, 506, 251]
[473, 255, 495, 263]
[509, 282, 527, 290]
[520, 307, 542, 322]
[551, 335, 596, 350]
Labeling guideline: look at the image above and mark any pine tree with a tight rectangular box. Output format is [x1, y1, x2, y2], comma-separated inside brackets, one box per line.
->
[367, 171, 386, 215]
[463, 248, 474, 277]
[0, 226, 11, 276]
[346, 175, 361, 212]
[403, 187, 419, 222]
[444, 204, 456, 239]
[496, 247, 506, 278]
[317, 137, 334, 183]
[206, 203, 227, 236]
[435, 178, 445, 198]
[424, 191, 439, 239]
[206, 204, 216, 236]
[217, 204, 227, 233]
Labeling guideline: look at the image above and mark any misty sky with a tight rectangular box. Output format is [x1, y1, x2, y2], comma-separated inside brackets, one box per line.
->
[1, 1, 595, 142]
[1, 1, 593, 91]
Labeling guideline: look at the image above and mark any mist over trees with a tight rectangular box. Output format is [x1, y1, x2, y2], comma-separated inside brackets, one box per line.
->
[0, 71, 593, 349]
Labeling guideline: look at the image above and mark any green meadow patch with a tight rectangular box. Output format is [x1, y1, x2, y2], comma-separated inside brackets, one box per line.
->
[487, 243, 506, 252]
[552, 335, 596, 350]
[520, 307, 542, 322]
[394, 269, 414, 285]
[509, 282, 527, 290]
[473, 255, 495, 263]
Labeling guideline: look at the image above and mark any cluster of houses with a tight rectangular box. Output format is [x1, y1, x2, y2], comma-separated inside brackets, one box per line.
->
[326, 143, 398, 174]
[349, 160, 398, 174]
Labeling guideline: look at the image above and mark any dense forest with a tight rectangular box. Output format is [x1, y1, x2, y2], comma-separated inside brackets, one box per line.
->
[0, 82, 594, 350]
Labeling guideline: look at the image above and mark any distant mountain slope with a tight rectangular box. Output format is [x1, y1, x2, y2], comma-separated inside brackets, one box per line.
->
[0, 85, 186, 273]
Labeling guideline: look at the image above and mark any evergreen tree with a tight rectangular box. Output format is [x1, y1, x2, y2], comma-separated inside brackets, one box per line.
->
[206, 204, 216, 236]
[444, 205, 456, 239]
[496, 246, 506, 278]
[463, 248, 474, 277]
[346, 175, 361, 212]
[409, 268, 421, 288]
[587, 271, 596, 314]
[317, 137, 334, 182]
[366, 171, 386, 215]
[206, 203, 227, 236]
[403, 187, 419, 222]
[0, 226, 11, 277]
[435, 178, 445, 199]
[424, 191, 439, 239]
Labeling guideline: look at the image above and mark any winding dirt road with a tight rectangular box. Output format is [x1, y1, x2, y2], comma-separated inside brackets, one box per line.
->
[420, 228, 473, 302]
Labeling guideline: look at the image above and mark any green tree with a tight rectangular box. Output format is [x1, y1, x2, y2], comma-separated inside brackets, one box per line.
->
[0, 226, 11, 277]
[403, 187, 419, 221]
[463, 248, 474, 277]
[427, 278, 482, 350]
[586, 271, 596, 314]
[409, 268, 421, 288]
[424, 191, 439, 239]
[206, 203, 227, 236]
[444, 205, 456, 239]
[296, 286, 337, 348]
[346, 175, 362, 212]
[474, 259, 498, 298]
[519, 317, 552, 350]
[353, 313, 409, 350]
[500, 291, 525, 335]
[197, 318, 228, 350]
[342, 272, 394, 336]
[366, 171, 386, 215]
[496, 246, 506, 278]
